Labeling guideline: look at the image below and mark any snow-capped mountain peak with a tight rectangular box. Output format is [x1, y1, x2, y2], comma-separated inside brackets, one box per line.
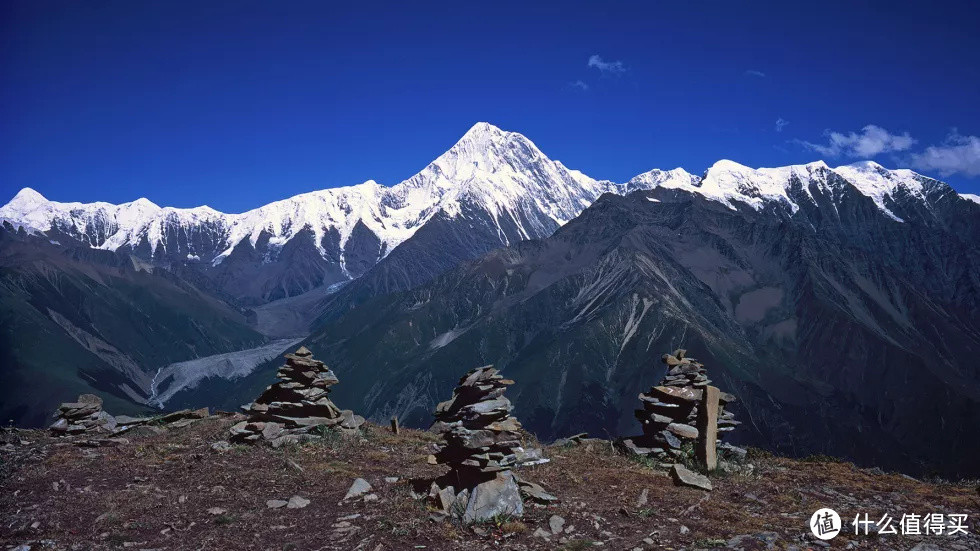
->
[622, 158, 947, 223]
[832, 161, 928, 221]
[214, 178, 397, 266]
[624, 167, 700, 195]
[403, 122, 611, 234]
[0, 124, 967, 304]
[7, 187, 48, 209]
[428, 121, 546, 185]
[435, 123, 614, 202]
[702, 159, 848, 213]
[0, 188, 55, 232]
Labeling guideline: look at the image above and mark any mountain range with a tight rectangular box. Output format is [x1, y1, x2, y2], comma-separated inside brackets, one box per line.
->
[2, 123, 645, 306]
[2, 123, 978, 476]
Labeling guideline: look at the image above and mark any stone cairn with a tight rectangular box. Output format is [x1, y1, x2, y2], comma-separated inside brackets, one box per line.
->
[428, 366, 553, 523]
[621, 349, 740, 461]
[49, 394, 116, 436]
[229, 346, 364, 446]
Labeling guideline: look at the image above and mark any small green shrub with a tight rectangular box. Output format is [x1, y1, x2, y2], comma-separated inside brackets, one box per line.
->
[214, 514, 234, 526]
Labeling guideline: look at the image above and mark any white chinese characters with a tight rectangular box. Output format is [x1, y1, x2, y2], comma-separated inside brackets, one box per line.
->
[851, 512, 969, 536]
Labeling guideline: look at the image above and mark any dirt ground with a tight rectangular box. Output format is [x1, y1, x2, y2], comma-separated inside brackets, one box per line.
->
[2, 415, 978, 550]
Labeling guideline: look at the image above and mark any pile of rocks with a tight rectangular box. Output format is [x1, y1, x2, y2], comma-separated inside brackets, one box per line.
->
[49, 394, 116, 436]
[428, 366, 551, 522]
[229, 346, 364, 446]
[620, 349, 739, 460]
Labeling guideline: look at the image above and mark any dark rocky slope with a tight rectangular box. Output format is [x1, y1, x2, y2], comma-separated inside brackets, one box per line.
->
[234, 178, 980, 476]
[0, 224, 265, 427]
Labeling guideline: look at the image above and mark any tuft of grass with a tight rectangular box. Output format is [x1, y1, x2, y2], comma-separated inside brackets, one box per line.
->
[801, 453, 844, 464]
[627, 453, 660, 469]
[745, 446, 773, 461]
[214, 514, 234, 526]
[437, 522, 461, 540]
[489, 513, 514, 526]
[414, 429, 443, 443]
[105, 533, 128, 545]
[500, 520, 527, 534]
[313, 425, 345, 449]
[693, 537, 727, 548]
[462, 511, 521, 528]
[95, 511, 120, 526]
[363, 449, 391, 462]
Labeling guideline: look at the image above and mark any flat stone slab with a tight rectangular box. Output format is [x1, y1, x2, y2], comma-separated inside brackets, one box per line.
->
[653, 386, 703, 403]
[343, 478, 372, 501]
[670, 463, 712, 491]
[114, 415, 154, 426]
[667, 423, 699, 439]
[462, 471, 523, 523]
[516, 477, 557, 503]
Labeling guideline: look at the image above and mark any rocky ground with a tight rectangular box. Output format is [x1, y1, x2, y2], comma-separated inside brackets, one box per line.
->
[1, 414, 978, 551]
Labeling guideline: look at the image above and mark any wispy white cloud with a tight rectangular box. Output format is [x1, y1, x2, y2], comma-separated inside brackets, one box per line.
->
[569, 80, 589, 91]
[744, 70, 766, 78]
[798, 125, 916, 158]
[796, 125, 980, 178]
[775, 118, 789, 132]
[910, 130, 980, 177]
[587, 55, 626, 75]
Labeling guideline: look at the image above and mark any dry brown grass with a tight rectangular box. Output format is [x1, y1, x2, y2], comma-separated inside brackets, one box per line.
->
[500, 520, 528, 534]
[1, 417, 977, 550]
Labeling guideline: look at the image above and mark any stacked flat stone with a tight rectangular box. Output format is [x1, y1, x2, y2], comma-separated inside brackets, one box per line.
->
[49, 394, 116, 436]
[428, 366, 548, 522]
[229, 346, 363, 445]
[432, 366, 530, 475]
[622, 349, 739, 459]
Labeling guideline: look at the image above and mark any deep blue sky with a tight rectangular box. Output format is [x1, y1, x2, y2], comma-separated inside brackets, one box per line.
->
[3, 1, 979, 211]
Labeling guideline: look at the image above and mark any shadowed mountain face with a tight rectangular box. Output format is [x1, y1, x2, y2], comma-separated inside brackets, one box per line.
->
[307, 198, 572, 326]
[0, 224, 265, 427]
[270, 174, 980, 477]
